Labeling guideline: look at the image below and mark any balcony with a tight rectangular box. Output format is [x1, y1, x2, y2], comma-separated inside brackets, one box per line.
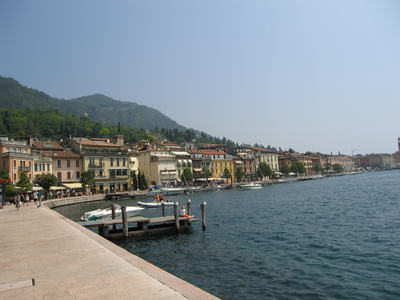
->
[18, 166, 31, 172]
[88, 162, 105, 168]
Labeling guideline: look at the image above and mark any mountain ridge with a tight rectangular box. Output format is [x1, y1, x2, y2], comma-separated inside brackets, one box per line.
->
[0, 76, 185, 131]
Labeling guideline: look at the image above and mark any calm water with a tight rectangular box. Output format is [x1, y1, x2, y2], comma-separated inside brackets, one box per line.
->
[55, 171, 400, 300]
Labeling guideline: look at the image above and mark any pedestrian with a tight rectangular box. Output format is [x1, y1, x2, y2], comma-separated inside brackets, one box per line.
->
[33, 192, 38, 204]
[15, 194, 21, 211]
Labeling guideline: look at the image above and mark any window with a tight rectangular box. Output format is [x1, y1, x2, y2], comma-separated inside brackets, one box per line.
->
[67, 172, 71, 180]
[57, 160, 62, 168]
[117, 158, 120, 167]
[57, 172, 62, 181]
[34, 164, 38, 172]
[123, 158, 126, 166]
[67, 160, 71, 168]
[76, 159, 80, 168]
[47, 164, 51, 171]
[110, 169, 116, 177]
[2, 160, 5, 168]
[110, 158, 114, 167]
[14, 174, 16, 181]
[76, 171, 80, 179]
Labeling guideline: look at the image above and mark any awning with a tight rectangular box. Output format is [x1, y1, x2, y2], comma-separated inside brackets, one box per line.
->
[274, 171, 283, 175]
[32, 186, 42, 191]
[50, 186, 66, 191]
[63, 183, 83, 189]
[193, 168, 202, 172]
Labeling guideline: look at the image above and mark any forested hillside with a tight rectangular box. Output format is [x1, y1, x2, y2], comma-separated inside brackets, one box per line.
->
[0, 109, 155, 143]
[0, 76, 184, 130]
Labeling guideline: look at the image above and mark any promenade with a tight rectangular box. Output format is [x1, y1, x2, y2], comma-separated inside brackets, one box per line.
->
[0, 205, 219, 300]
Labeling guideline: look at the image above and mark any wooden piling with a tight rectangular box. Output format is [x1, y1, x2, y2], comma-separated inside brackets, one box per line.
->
[173, 202, 180, 232]
[200, 201, 206, 231]
[121, 206, 128, 237]
[161, 202, 165, 217]
[111, 203, 117, 230]
[186, 199, 191, 216]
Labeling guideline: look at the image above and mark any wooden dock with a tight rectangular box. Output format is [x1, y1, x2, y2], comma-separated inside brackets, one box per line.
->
[79, 215, 198, 238]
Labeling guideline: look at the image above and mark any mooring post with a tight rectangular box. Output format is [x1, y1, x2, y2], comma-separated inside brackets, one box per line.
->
[186, 199, 191, 216]
[111, 203, 116, 230]
[174, 202, 180, 232]
[161, 202, 165, 217]
[200, 201, 206, 231]
[121, 206, 128, 238]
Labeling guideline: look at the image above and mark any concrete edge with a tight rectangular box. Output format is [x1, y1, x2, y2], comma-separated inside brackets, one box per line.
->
[45, 206, 220, 300]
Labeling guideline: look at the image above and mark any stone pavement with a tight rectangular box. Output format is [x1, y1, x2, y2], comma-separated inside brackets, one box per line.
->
[0, 205, 219, 300]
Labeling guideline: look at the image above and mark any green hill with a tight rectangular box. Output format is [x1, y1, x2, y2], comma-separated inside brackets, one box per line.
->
[0, 76, 185, 130]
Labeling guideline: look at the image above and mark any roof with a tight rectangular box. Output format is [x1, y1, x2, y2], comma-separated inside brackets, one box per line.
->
[191, 150, 227, 156]
[72, 138, 120, 148]
[248, 147, 278, 154]
[32, 141, 65, 151]
[42, 151, 80, 158]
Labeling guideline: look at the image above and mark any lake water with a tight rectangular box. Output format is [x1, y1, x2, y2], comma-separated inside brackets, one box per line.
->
[55, 171, 400, 300]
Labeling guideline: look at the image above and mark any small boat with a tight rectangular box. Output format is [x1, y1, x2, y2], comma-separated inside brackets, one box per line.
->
[137, 201, 175, 208]
[146, 187, 186, 197]
[239, 183, 263, 190]
[81, 205, 144, 221]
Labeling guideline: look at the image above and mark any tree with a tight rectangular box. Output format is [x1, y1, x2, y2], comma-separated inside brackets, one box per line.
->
[138, 172, 148, 190]
[130, 171, 138, 190]
[80, 170, 95, 190]
[333, 164, 345, 173]
[258, 162, 272, 178]
[222, 167, 232, 183]
[202, 167, 212, 184]
[280, 164, 290, 175]
[313, 162, 323, 174]
[16, 172, 32, 195]
[181, 168, 193, 186]
[290, 162, 305, 174]
[235, 167, 245, 182]
[0, 169, 9, 180]
[34, 173, 57, 199]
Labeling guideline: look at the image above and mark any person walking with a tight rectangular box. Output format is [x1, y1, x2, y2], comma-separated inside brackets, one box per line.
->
[15, 194, 21, 211]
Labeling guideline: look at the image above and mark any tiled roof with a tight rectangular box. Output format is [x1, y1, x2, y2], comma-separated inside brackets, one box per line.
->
[42, 151, 80, 158]
[72, 138, 120, 147]
[32, 141, 65, 151]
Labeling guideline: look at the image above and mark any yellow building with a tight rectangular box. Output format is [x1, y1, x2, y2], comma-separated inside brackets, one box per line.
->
[68, 136, 129, 192]
[196, 150, 236, 183]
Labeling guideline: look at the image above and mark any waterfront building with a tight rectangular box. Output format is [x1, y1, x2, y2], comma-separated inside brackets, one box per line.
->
[355, 154, 394, 170]
[0, 136, 34, 183]
[324, 154, 355, 172]
[235, 152, 256, 178]
[32, 140, 82, 184]
[190, 150, 235, 183]
[278, 152, 313, 176]
[171, 151, 192, 182]
[136, 150, 178, 186]
[68, 136, 129, 192]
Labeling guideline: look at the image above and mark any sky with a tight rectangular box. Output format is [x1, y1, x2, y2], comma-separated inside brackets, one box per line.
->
[1, 0, 400, 154]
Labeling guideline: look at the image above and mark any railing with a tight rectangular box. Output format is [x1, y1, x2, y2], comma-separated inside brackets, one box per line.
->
[88, 162, 105, 168]
[18, 166, 31, 172]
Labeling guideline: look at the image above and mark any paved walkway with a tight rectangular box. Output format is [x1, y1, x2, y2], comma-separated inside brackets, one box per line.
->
[0, 205, 219, 300]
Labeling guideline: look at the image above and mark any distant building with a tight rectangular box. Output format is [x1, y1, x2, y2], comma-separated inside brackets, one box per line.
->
[355, 154, 394, 170]
[136, 150, 178, 186]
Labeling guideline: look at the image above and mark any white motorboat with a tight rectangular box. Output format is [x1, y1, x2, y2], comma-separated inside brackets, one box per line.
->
[146, 187, 186, 197]
[137, 201, 175, 208]
[239, 183, 263, 190]
[81, 205, 144, 221]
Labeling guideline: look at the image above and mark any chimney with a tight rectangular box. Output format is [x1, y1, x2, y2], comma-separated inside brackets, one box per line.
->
[116, 135, 124, 146]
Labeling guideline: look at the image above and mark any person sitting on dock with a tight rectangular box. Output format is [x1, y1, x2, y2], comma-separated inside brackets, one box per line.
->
[179, 206, 189, 217]
[154, 194, 164, 202]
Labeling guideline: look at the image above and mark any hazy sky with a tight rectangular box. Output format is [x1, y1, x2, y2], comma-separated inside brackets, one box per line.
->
[1, 0, 400, 154]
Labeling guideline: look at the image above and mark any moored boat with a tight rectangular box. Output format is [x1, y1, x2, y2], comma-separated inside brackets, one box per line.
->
[137, 201, 175, 208]
[81, 205, 144, 221]
[239, 183, 263, 190]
